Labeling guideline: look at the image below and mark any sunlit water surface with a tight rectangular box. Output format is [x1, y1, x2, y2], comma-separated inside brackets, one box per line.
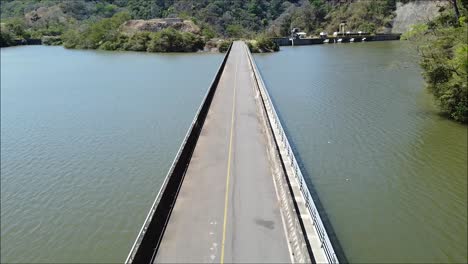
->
[254, 42, 467, 263]
[1, 46, 222, 263]
[2, 42, 466, 264]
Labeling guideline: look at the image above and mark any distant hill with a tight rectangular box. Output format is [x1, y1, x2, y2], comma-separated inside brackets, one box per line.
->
[1, 0, 459, 45]
[0, 0, 406, 37]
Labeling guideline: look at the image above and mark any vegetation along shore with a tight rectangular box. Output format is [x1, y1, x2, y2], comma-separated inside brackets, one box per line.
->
[0, 0, 420, 52]
[1, 0, 466, 122]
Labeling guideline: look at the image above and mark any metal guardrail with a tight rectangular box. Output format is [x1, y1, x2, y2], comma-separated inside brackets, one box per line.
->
[125, 43, 233, 264]
[244, 44, 339, 264]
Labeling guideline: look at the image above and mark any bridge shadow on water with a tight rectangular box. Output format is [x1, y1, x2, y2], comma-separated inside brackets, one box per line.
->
[270, 96, 349, 264]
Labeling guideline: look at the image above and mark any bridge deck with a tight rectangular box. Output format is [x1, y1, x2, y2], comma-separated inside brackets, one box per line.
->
[155, 41, 292, 263]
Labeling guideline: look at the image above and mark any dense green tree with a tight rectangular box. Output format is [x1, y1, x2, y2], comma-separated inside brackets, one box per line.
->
[248, 34, 279, 53]
[95, 2, 119, 18]
[123, 32, 150, 51]
[146, 28, 204, 52]
[403, 7, 468, 123]
[4, 17, 28, 37]
[1, 0, 406, 41]
[62, 12, 130, 49]
[217, 39, 232, 52]
[201, 26, 216, 39]
[267, 0, 284, 19]
[0, 27, 15, 47]
[61, 28, 81, 48]
[226, 24, 244, 38]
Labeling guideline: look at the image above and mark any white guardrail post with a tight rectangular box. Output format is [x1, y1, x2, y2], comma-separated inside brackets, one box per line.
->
[244, 43, 339, 264]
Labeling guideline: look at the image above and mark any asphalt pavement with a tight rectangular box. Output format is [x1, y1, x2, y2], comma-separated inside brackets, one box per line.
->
[154, 41, 292, 263]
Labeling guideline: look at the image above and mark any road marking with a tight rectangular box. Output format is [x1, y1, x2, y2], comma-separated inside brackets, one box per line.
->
[220, 43, 239, 264]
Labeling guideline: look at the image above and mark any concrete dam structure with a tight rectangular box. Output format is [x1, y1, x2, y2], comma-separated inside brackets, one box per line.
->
[272, 34, 401, 46]
[125, 41, 347, 264]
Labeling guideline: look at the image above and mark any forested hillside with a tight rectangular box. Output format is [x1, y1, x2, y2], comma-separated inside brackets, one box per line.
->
[1, 0, 399, 41]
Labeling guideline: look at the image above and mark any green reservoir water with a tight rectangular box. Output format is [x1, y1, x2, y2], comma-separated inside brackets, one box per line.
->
[254, 42, 467, 263]
[1, 42, 466, 263]
[1, 46, 222, 263]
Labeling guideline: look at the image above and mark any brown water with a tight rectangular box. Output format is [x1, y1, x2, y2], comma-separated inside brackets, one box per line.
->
[254, 41, 467, 263]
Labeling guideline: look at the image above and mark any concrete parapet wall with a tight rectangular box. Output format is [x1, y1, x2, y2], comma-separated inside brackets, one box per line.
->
[271, 37, 291, 46]
[273, 34, 401, 47]
[125, 43, 233, 264]
[292, 38, 324, 45]
[12, 38, 42, 45]
[371, 34, 401, 41]
[272, 38, 325, 46]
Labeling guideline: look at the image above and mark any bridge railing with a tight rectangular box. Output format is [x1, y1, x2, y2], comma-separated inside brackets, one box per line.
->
[125, 43, 233, 264]
[245, 44, 339, 264]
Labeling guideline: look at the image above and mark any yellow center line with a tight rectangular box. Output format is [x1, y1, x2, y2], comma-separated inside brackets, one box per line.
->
[220, 44, 239, 264]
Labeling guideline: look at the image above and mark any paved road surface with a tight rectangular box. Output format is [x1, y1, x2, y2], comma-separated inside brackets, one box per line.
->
[155, 41, 292, 263]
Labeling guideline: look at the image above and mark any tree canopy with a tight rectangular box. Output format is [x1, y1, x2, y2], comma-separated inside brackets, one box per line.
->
[1, 0, 399, 39]
[403, 1, 467, 123]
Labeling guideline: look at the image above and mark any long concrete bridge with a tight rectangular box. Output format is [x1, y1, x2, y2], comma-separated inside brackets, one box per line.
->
[126, 41, 346, 264]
